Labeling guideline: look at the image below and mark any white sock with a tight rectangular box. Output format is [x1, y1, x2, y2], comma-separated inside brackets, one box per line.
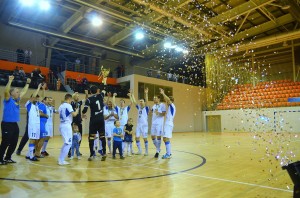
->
[157, 139, 161, 153]
[94, 138, 99, 151]
[165, 141, 171, 155]
[59, 143, 71, 162]
[28, 143, 35, 158]
[42, 140, 49, 152]
[152, 139, 157, 150]
[99, 139, 103, 150]
[136, 141, 142, 153]
[108, 139, 112, 153]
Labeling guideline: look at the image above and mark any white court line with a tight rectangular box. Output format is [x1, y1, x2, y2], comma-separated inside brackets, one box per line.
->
[134, 162, 293, 193]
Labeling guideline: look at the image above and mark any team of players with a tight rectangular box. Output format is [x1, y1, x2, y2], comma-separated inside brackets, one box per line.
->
[16, 84, 176, 165]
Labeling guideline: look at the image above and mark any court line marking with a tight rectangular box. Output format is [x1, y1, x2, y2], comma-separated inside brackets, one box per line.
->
[134, 150, 293, 193]
[0, 150, 206, 183]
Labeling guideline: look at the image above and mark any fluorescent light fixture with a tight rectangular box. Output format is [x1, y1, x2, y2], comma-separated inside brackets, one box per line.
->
[19, 0, 35, 6]
[91, 16, 103, 26]
[39, 1, 50, 11]
[164, 42, 172, 48]
[135, 32, 144, 40]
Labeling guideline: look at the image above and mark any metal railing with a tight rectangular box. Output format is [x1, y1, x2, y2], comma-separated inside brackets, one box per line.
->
[0, 48, 47, 66]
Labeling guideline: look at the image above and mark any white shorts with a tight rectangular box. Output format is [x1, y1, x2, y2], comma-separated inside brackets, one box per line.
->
[105, 123, 114, 138]
[151, 124, 163, 136]
[59, 124, 72, 145]
[28, 123, 40, 140]
[136, 124, 148, 138]
[45, 124, 53, 137]
[163, 124, 173, 138]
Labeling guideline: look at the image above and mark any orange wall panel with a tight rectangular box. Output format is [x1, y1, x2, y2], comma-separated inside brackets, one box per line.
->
[0, 60, 49, 76]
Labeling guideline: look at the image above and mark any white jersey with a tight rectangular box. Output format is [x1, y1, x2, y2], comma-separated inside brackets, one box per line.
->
[151, 103, 166, 125]
[136, 105, 149, 125]
[45, 105, 56, 137]
[165, 103, 176, 126]
[46, 105, 55, 126]
[104, 106, 117, 125]
[58, 102, 74, 125]
[115, 106, 131, 126]
[26, 101, 40, 139]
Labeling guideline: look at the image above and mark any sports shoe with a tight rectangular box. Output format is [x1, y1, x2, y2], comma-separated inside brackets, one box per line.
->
[101, 155, 106, 161]
[58, 161, 70, 166]
[41, 151, 49, 156]
[35, 155, 44, 158]
[127, 152, 132, 157]
[135, 151, 142, 155]
[5, 159, 17, 163]
[0, 160, 7, 165]
[25, 156, 30, 160]
[88, 157, 93, 161]
[112, 156, 116, 159]
[144, 153, 148, 156]
[77, 156, 81, 160]
[30, 156, 39, 161]
[154, 152, 159, 158]
[162, 154, 172, 159]
[16, 150, 21, 155]
[69, 156, 74, 160]
[120, 156, 125, 160]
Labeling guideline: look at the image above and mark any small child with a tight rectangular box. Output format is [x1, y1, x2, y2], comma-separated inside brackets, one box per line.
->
[112, 120, 125, 159]
[124, 118, 134, 156]
[70, 123, 81, 160]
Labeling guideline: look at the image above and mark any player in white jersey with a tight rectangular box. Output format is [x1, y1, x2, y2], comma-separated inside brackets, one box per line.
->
[58, 94, 79, 165]
[41, 96, 57, 156]
[104, 100, 118, 154]
[151, 95, 166, 158]
[112, 90, 133, 151]
[131, 88, 149, 156]
[25, 84, 43, 161]
[160, 88, 176, 159]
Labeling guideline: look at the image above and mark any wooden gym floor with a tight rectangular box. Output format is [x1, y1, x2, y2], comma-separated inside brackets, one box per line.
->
[0, 132, 297, 198]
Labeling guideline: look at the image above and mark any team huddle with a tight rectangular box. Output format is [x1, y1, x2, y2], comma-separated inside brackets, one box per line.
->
[0, 76, 176, 166]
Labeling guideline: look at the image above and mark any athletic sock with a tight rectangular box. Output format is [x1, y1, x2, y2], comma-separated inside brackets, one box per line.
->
[152, 139, 157, 150]
[59, 143, 71, 162]
[136, 141, 142, 153]
[145, 141, 148, 154]
[165, 141, 171, 155]
[29, 143, 35, 158]
[41, 140, 48, 152]
[89, 138, 95, 157]
[157, 139, 161, 153]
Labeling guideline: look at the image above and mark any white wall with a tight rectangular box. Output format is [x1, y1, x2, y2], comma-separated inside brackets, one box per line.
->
[119, 74, 204, 132]
[203, 107, 300, 132]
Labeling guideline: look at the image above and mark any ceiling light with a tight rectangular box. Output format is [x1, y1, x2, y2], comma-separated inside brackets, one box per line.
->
[164, 42, 172, 48]
[175, 47, 183, 52]
[135, 32, 144, 40]
[39, 1, 50, 11]
[183, 50, 189, 54]
[91, 16, 103, 27]
[19, 0, 35, 7]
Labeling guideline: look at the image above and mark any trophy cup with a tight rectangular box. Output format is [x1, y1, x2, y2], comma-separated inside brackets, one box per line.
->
[98, 66, 110, 85]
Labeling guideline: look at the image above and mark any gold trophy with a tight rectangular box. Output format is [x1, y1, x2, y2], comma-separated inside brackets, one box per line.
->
[98, 66, 110, 85]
